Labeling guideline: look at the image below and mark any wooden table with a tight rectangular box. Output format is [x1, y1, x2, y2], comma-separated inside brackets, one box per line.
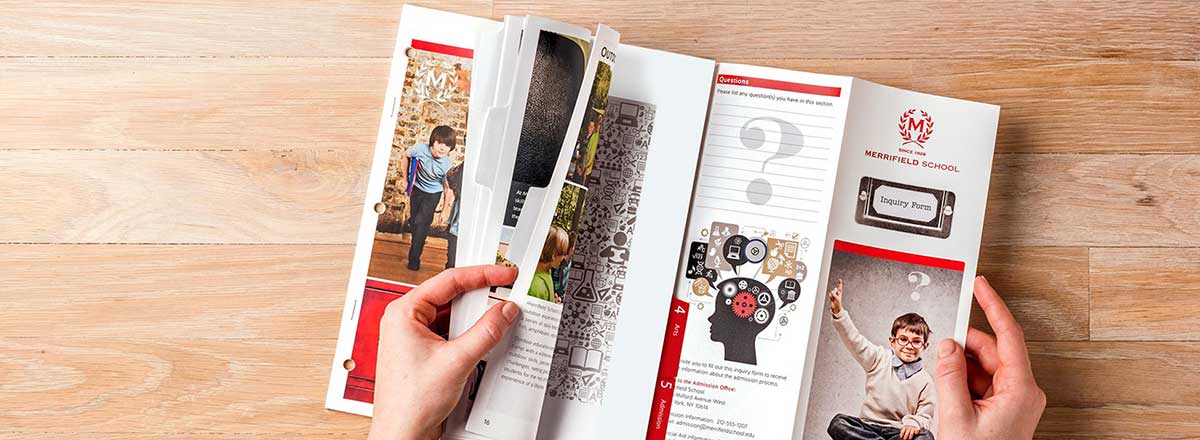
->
[2, 1, 1198, 438]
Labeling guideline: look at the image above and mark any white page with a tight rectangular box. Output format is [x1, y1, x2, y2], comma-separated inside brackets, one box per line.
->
[321, 4, 499, 417]
[462, 22, 617, 440]
[538, 45, 716, 440]
[795, 79, 999, 438]
[647, 63, 852, 440]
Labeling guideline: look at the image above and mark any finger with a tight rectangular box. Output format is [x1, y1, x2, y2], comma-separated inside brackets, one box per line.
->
[965, 356, 993, 398]
[973, 276, 1032, 373]
[450, 301, 520, 367]
[934, 339, 975, 425]
[965, 327, 1000, 374]
[410, 265, 519, 308]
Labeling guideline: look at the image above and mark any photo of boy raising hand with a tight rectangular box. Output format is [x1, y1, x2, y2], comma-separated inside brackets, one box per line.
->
[827, 279, 936, 440]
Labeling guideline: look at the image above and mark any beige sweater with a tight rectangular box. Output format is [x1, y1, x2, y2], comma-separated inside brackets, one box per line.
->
[831, 310, 936, 430]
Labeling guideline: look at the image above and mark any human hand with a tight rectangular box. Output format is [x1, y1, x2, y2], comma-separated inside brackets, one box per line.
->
[935, 276, 1046, 440]
[899, 424, 920, 440]
[368, 265, 520, 440]
[828, 278, 843, 315]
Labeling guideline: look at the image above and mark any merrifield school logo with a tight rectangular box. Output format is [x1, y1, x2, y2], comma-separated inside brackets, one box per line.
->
[898, 109, 934, 155]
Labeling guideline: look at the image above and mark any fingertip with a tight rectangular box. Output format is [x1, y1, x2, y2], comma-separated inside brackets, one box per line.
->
[939, 339, 959, 358]
[501, 301, 520, 323]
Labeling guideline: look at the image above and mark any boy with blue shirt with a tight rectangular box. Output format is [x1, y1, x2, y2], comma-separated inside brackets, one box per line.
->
[405, 125, 456, 271]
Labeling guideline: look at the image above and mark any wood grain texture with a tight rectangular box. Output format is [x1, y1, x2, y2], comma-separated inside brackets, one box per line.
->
[983, 154, 1200, 247]
[0, 149, 367, 244]
[1031, 342, 1200, 439]
[0, 58, 388, 150]
[0, 338, 370, 435]
[1090, 248, 1200, 341]
[495, 0, 1200, 61]
[973, 247, 1090, 341]
[8, 1, 1198, 59]
[0, 0, 486, 57]
[0, 245, 353, 339]
[6, 58, 1196, 153]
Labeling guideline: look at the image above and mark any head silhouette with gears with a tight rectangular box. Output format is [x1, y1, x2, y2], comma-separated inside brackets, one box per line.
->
[708, 277, 776, 365]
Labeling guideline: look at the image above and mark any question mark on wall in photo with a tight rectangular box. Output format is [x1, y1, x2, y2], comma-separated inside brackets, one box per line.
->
[908, 271, 931, 301]
[738, 117, 804, 205]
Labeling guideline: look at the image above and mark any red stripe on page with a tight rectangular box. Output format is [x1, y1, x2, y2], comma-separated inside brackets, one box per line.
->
[716, 74, 842, 97]
[833, 240, 965, 271]
[647, 297, 691, 440]
[410, 39, 474, 58]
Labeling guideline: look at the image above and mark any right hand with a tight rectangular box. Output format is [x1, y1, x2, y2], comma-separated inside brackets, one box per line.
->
[827, 278, 843, 315]
[934, 276, 1046, 440]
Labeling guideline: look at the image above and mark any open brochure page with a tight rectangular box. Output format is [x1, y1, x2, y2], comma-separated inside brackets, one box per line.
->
[648, 63, 852, 440]
[796, 80, 999, 439]
[451, 44, 714, 440]
[447, 19, 608, 440]
[324, 5, 499, 416]
[562, 46, 714, 440]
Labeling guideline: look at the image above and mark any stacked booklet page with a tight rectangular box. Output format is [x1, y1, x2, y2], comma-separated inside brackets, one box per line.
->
[326, 5, 999, 440]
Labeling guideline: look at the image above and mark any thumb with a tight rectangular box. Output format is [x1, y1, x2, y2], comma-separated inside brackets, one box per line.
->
[450, 301, 520, 366]
[935, 339, 975, 426]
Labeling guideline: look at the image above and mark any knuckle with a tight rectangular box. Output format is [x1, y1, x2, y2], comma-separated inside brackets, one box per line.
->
[382, 300, 411, 325]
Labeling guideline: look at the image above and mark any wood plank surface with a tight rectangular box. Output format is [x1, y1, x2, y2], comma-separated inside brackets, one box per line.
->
[0, 0, 486, 57]
[495, 0, 1200, 61]
[983, 154, 1200, 247]
[0, 244, 353, 339]
[4, 58, 1196, 154]
[4, 0, 1198, 438]
[0, 58, 388, 150]
[973, 247, 1090, 341]
[1091, 248, 1200, 341]
[0, 150, 366, 244]
[1031, 342, 1200, 439]
[0, 338, 370, 435]
[8, 1, 1196, 59]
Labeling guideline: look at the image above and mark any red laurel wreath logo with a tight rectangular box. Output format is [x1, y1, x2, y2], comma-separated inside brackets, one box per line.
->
[899, 109, 934, 148]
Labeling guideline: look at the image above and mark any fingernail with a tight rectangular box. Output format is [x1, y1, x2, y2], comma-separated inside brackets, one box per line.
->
[501, 301, 520, 322]
[939, 339, 957, 358]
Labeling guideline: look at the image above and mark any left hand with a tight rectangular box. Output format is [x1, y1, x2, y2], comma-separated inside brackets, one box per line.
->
[899, 424, 920, 440]
[368, 265, 521, 440]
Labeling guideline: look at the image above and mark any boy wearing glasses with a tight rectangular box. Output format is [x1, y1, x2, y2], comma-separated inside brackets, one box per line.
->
[826, 279, 936, 440]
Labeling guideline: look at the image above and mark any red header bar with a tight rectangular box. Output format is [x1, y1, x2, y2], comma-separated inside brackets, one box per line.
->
[833, 240, 965, 271]
[411, 39, 474, 59]
[716, 74, 842, 97]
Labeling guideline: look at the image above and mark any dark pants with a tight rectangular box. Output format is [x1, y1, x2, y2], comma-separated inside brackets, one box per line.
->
[445, 233, 457, 269]
[827, 414, 934, 440]
[407, 188, 441, 269]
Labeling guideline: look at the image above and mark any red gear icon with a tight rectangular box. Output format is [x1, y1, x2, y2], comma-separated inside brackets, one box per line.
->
[731, 292, 757, 318]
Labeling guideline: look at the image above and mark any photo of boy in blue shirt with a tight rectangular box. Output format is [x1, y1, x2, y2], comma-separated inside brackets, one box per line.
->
[405, 125, 456, 271]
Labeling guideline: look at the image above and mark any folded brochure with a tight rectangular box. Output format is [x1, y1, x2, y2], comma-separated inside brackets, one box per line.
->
[326, 5, 999, 440]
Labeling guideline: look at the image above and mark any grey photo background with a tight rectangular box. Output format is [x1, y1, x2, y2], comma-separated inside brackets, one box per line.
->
[801, 244, 964, 439]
